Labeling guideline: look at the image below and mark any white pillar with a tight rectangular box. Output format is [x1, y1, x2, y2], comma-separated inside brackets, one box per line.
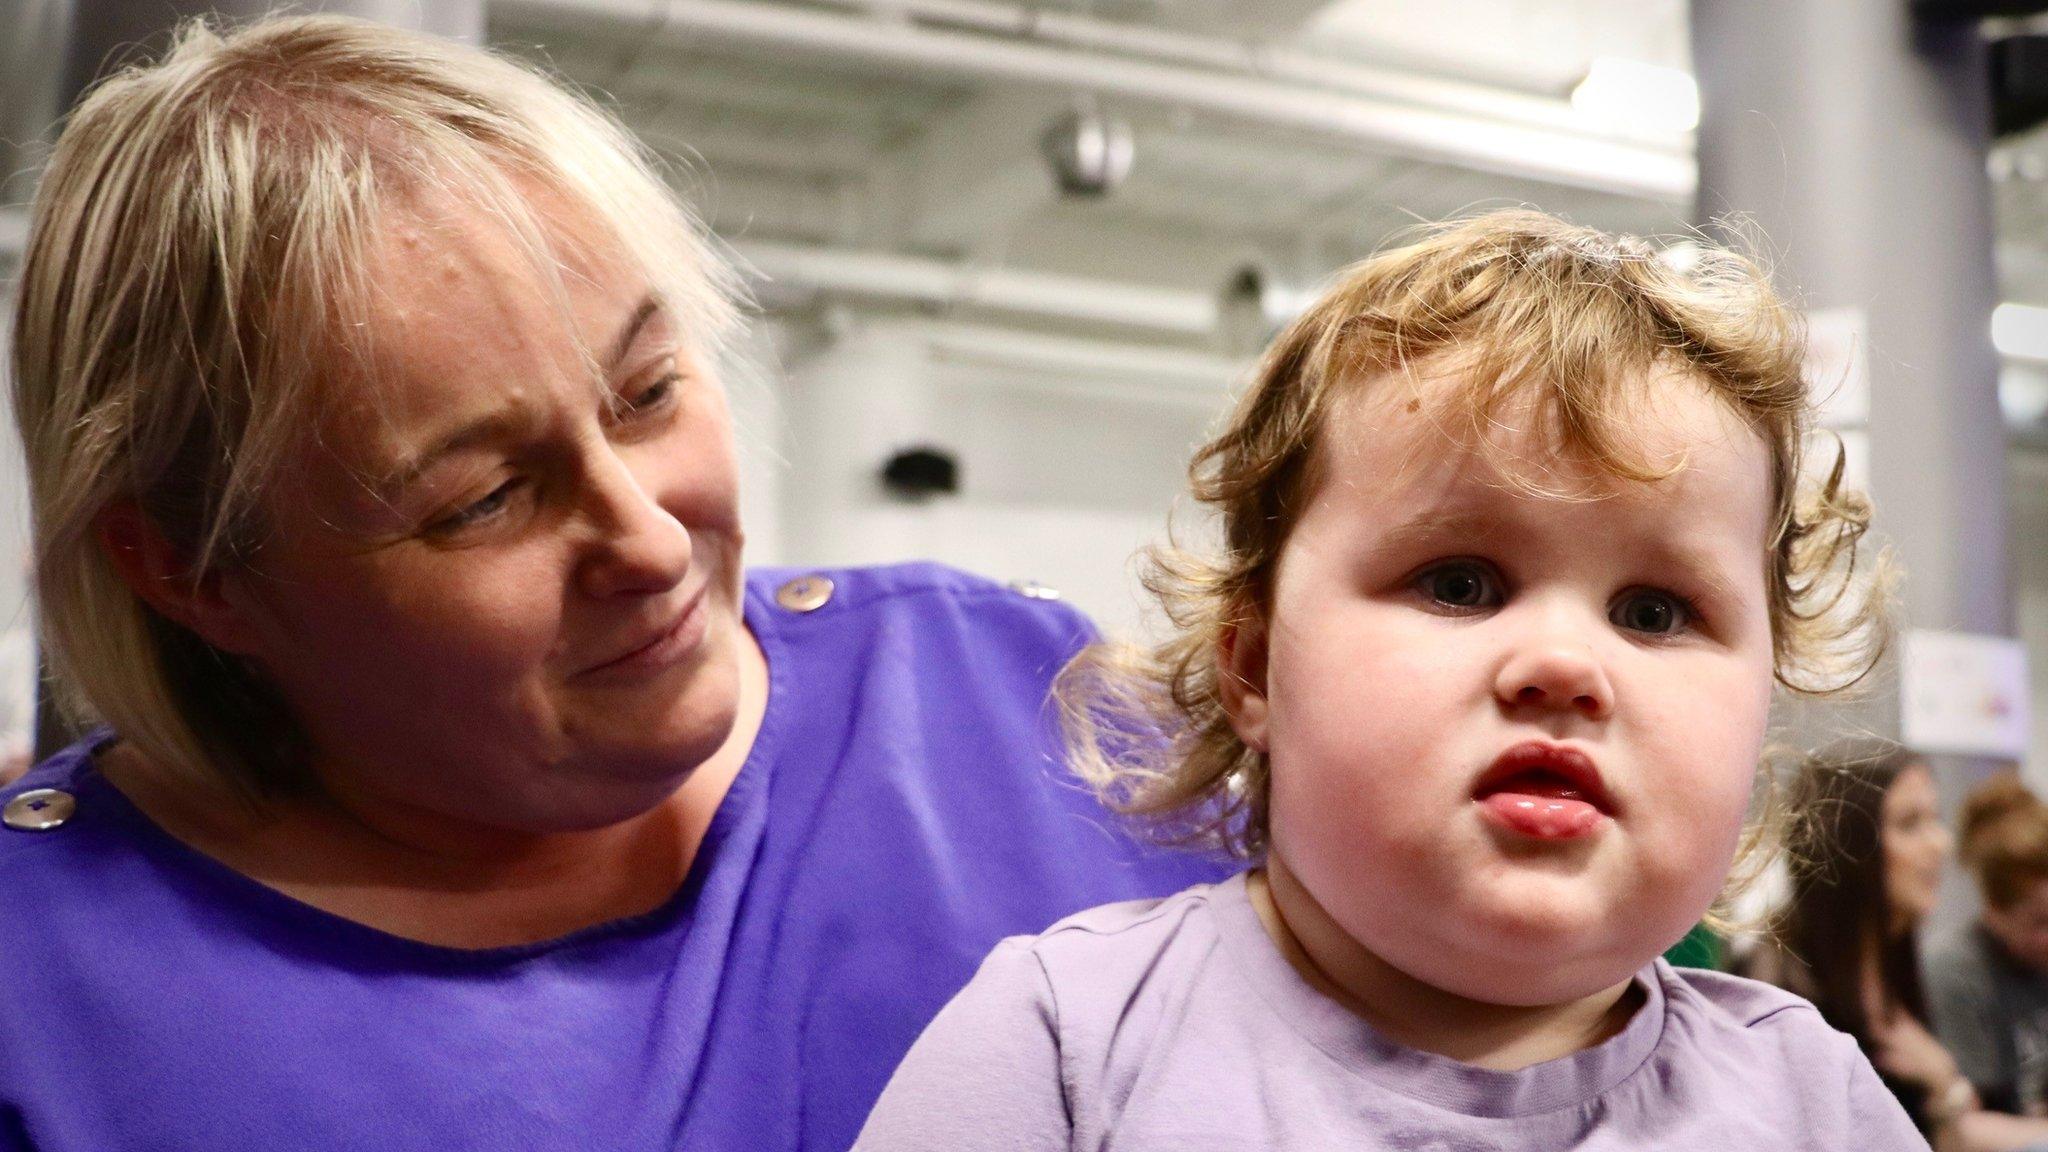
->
[1693, 0, 2015, 933]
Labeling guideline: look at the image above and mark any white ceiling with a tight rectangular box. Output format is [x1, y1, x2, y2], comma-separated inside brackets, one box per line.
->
[1307, 0, 1690, 91]
[485, 0, 1700, 334]
[7, 0, 2048, 408]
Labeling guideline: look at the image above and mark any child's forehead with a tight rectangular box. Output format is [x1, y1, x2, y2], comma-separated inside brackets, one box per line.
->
[1319, 355, 1762, 500]
[1300, 366, 1778, 571]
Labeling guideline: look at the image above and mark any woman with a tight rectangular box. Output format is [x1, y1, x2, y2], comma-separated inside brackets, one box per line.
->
[1751, 747, 2048, 1151]
[0, 15, 1221, 1152]
[1926, 775, 2048, 1116]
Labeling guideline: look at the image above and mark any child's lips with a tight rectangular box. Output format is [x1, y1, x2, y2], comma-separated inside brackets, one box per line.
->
[1471, 742, 1615, 840]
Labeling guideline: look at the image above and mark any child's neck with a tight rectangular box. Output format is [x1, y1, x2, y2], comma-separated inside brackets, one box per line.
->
[1248, 864, 1645, 1072]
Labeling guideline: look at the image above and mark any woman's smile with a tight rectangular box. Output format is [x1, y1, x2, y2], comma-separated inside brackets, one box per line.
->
[576, 586, 710, 682]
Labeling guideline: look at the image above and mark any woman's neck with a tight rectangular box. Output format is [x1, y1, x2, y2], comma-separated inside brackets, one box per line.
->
[1248, 862, 1643, 1071]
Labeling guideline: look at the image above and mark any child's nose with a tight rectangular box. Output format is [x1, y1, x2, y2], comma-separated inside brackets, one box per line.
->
[1494, 641, 1615, 720]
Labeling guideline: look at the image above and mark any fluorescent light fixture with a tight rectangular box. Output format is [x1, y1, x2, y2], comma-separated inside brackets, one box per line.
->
[2001, 365, 2048, 425]
[1993, 301, 2048, 360]
[1570, 57, 1700, 138]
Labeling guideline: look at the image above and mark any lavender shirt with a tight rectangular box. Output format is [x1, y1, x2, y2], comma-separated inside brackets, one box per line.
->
[856, 873, 1928, 1151]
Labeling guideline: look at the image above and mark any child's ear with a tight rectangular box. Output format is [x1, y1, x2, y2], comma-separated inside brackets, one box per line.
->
[94, 501, 266, 658]
[1217, 607, 1271, 755]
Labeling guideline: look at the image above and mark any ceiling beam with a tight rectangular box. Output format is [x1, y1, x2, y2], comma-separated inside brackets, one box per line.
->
[494, 0, 1695, 201]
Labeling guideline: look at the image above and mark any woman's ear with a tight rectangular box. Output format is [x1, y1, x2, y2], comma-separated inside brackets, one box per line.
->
[1217, 606, 1271, 755]
[94, 501, 265, 657]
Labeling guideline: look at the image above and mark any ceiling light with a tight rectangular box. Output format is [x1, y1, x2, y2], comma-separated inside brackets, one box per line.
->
[1571, 57, 1700, 138]
[1993, 301, 2048, 360]
[1041, 101, 1135, 197]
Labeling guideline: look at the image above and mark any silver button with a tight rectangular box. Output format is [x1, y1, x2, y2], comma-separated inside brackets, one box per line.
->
[1008, 579, 1061, 601]
[775, 574, 835, 613]
[4, 789, 76, 832]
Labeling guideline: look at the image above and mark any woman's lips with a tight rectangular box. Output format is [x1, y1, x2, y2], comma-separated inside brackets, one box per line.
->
[578, 591, 708, 680]
[1472, 742, 1613, 841]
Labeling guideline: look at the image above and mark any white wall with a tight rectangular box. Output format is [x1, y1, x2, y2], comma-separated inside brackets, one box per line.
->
[0, 304, 34, 766]
[753, 314, 1235, 642]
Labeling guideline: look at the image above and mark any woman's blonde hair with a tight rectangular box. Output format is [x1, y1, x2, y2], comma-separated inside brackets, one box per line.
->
[1059, 211, 1890, 895]
[12, 14, 741, 798]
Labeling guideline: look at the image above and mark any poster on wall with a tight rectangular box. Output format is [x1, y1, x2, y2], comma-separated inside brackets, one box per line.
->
[1802, 306, 1871, 494]
[1900, 628, 2031, 762]
[1804, 306, 1870, 431]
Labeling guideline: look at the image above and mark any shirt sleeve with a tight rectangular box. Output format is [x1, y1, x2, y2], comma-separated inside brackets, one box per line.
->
[1925, 947, 2010, 1101]
[1844, 1035, 1938, 1150]
[853, 939, 1072, 1152]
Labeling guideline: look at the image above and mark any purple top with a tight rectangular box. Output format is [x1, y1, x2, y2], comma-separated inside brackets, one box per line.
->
[857, 873, 1930, 1150]
[0, 563, 1227, 1152]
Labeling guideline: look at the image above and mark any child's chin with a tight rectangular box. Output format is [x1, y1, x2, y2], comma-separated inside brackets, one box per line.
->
[1389, 908, 1657, 1005]
[1410, 947, 1647, 1009]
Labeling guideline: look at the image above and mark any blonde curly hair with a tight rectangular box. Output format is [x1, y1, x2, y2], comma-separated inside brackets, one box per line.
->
[1058, 211, 1889, 894]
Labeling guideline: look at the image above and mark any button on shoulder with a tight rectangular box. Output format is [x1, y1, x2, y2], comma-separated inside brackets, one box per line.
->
[4, 788, 77, 832]
[775, 574, 835, 613]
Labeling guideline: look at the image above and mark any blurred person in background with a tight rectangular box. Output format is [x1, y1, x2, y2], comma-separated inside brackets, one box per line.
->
[1927, 775, 2048, 1118]
[1746, 746, 2048, 1150]
[0, 14, 1222, 1151]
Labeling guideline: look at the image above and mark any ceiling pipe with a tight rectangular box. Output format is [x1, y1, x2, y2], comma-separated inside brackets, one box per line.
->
[493, 0, 1696, 200]
[734, 238, 1216, 333]
[800, 0, 1616, 138]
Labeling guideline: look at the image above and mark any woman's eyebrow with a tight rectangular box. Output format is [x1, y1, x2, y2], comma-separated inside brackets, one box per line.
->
[605, 295, 662, 370]
[372, 409, 538, 498]
[371, 295, 665, 496]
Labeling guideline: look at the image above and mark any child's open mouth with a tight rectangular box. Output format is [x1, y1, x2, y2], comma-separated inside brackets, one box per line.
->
[1471, 742, 1615, 840]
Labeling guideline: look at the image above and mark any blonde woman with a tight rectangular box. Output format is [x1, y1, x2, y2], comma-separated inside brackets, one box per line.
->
[0, 15, 1220, 1151]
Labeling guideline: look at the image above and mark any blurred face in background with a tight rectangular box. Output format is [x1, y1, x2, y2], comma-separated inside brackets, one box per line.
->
[1882, 764, 1950, 932]
[1983, 877, 2048, 971]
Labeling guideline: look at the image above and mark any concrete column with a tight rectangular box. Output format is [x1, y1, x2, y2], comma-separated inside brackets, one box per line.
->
[1692, 1, 2014, 933]
[1695, 1, 2009, 646]
[26, 0, 483, 761]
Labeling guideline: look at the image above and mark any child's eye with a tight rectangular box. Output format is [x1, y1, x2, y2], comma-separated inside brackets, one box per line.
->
[1415, 562, 1503, 612]
[1610, 588, 1692, 635]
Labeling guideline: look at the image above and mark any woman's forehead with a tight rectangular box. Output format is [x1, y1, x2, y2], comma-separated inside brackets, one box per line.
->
[374, 177, 637, 303]
[1885, 765, 1937, 812]
[298, 196, 660, 480]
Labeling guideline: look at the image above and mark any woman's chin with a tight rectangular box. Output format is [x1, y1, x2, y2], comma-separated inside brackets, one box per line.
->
[560, 680, 742, 772]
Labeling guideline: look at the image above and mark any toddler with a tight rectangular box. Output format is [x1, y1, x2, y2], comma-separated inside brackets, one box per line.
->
[856, 211, 1918, 1149]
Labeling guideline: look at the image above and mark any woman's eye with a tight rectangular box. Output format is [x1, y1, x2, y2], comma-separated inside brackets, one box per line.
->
[434, 479, 523, 534]
[1417, 563, 1501, 611]
[622, 372, 681, 417]
[1611, 589, 1691, 635]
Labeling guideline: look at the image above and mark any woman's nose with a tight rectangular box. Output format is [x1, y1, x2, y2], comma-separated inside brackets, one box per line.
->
[1494, 630, 1615, 720]
[576, 449, 692, 599]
